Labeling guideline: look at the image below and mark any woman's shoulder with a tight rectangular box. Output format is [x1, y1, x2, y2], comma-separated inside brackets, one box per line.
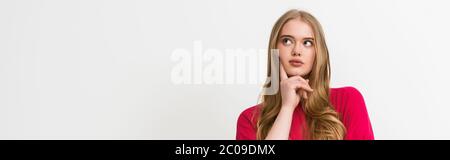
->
[330, 86, 364, 101]
[238, 104, 260, 118]
[330, 86, 366, 112]
[237, 104, 261, 125]
[236, 104, 261, 140]
[330, 86, 374, 140]
[330, 86, 363, 96]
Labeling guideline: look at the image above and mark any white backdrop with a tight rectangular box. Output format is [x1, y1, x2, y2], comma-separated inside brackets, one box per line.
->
[1, 0, 449, 139]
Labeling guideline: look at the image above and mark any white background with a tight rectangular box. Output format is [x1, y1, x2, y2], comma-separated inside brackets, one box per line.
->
[1, 0, 449, 139]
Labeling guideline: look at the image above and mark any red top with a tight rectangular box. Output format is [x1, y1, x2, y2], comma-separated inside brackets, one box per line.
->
[236, 86, 374, 140]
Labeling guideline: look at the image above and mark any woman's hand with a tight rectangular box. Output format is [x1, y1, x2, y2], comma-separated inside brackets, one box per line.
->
[265, 64, 314, 140]
[279, 64, 313, 111]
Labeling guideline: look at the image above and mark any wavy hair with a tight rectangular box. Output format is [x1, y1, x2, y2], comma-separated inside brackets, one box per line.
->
[257, 9, 346, 140]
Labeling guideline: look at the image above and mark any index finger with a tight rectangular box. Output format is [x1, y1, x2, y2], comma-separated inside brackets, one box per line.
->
[279, 62, 288, 80]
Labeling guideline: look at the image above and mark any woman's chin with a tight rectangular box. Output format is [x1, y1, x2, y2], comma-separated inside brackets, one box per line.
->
[286, 70, 310, 78]
[287, 72, 305, 77]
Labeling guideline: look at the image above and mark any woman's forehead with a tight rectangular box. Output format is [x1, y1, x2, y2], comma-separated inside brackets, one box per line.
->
[280, 19, 314, 39]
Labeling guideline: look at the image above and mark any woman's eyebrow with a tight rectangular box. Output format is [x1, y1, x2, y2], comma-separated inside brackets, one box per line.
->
[279, 35, 314, 40]
[279, 35, 295, 39]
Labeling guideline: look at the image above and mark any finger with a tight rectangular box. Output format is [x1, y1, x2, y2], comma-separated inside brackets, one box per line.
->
[298, 78, 313, 92]
[289, 76, 310, 87]
[279, 63, 288, 80]
[305, 79, 312, 93]
[299, 90, 307, 99]
[294, 80, 313, 92]
[305, 79, 313, 92]
[293, 83, 314, 93]
[303, 79, 312, 99]
[303, 90, 308, 99]
[296, 89, 304, 101]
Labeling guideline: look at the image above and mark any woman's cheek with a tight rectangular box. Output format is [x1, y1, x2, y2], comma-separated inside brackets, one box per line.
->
[278, 48, 290, 63]
[306, 52, 315, 71]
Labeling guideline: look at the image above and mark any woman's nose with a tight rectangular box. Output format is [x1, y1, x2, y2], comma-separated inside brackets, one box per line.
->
[291, 43, 302, 56]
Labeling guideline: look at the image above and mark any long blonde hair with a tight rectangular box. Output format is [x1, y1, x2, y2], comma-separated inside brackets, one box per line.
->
[256, 9, 346, 140]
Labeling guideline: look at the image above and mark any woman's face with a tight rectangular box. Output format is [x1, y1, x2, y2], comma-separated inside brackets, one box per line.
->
[277, 18, 315, 78]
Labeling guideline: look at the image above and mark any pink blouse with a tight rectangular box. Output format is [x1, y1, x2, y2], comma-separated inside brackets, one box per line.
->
[236, 86, 374, 140]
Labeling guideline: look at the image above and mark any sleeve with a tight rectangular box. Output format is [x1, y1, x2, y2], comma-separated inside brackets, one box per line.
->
[343, 87, 375, 140]
[236, 108, 257, 140]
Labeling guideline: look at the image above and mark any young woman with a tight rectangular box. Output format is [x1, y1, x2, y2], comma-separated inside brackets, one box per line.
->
[236, 9, 374, 140]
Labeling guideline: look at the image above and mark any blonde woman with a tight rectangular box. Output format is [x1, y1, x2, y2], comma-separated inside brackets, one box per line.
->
[236, 9, 374, 140]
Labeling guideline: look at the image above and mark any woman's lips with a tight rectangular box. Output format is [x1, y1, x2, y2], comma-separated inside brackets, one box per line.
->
[289, 60, 303, 67]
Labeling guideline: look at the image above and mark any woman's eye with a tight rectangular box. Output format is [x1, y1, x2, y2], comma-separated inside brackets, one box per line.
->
[282, 38, 293, 46]
[303, 40, 313, 47]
